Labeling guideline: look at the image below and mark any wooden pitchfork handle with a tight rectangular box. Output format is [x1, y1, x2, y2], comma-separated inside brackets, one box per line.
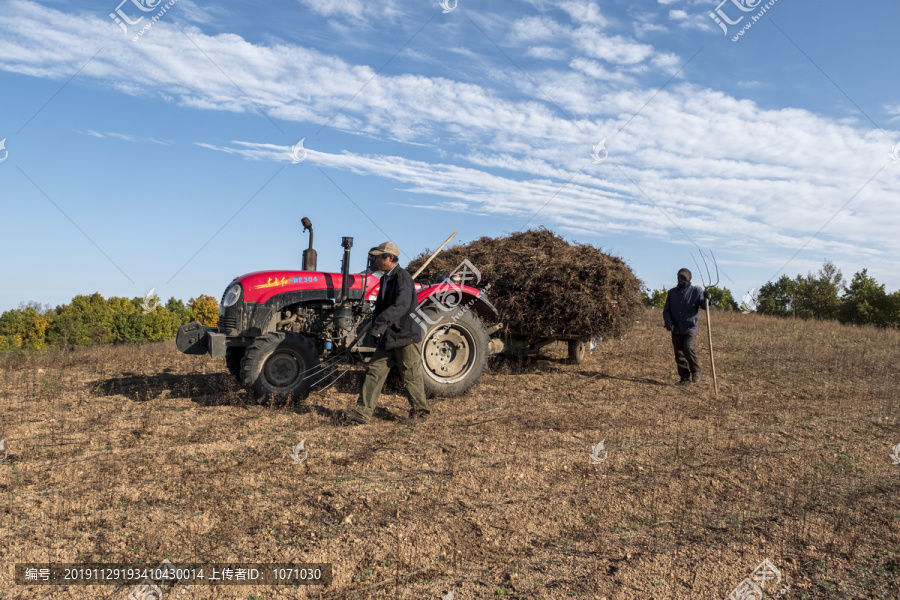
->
[705, 297, 719, 396]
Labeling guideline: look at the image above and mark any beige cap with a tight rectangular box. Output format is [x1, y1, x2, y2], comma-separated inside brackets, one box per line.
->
[368, 241, 400, 257]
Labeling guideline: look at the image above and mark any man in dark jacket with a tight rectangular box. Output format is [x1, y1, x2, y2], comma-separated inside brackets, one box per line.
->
[662, 268, 710, 386]
[342, 241, 430, 425]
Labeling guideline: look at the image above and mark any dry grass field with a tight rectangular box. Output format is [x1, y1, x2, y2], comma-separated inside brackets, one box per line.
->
[1, 308, 899, 600]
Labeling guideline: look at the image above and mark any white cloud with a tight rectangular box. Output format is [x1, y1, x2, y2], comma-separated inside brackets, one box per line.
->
[2, 0, 899, 286]
[570, 58, 635, 84]
[634, 18, 668, 37]
[526, 46, 567, 61]
[81, 130, 174, 145]
[510, 16, 566, 42]
[559, 1, 608, 26]
[297, 0, 400, 22]
[886, 105, 900, 123]
[651, 52, 682, 72]
[669, 9, 689, 20]
[574, 27, 655, 65]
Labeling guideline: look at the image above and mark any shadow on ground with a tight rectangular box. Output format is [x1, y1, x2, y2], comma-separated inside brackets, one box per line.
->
[91, 372, 344, 419]
[577, 370, 670, 387]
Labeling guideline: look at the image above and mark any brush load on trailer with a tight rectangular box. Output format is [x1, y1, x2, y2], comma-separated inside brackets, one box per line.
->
[175, 223, 640, 402]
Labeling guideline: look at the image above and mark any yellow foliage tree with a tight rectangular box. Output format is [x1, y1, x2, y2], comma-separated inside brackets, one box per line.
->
[189, 294, 219, 326]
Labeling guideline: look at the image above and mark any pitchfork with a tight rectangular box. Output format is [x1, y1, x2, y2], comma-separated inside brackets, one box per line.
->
[691, 250, 720, 396]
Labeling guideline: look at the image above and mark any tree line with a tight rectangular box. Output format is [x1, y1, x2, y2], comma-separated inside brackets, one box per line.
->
[641, 261, 900, 328]
[0, 293, 220, 352]
[4, 261, 896, 353]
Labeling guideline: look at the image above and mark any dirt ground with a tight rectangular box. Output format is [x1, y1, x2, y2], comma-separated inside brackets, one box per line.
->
[1, 308, 898, 599]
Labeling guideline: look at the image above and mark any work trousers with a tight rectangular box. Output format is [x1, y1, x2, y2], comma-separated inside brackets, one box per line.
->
[355, 342, 428, 419]
[671, 332, 701, 380]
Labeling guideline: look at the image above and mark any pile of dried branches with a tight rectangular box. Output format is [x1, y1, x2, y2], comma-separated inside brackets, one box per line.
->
[408, 229, 642, 340]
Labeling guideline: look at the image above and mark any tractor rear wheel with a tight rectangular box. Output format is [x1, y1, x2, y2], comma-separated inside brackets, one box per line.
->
[240, 332, 320, 403]
[568, 340, 587, 365]
[420, 307, 490, 397]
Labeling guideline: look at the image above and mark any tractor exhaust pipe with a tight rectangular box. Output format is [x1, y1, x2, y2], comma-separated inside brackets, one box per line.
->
[340, 236, 353, 303]
[334, 236, 354, 331]
[301, 217, 317, 271]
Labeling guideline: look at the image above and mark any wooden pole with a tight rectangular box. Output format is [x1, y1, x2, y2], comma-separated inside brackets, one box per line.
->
[705, 298, 719, 396]
[411, 231, 457, 279]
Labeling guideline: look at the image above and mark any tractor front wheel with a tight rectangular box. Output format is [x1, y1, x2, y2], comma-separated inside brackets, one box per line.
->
[225, 347, 245, 379]
[419, 307, 490, 397]
[240, 332, 320, 403]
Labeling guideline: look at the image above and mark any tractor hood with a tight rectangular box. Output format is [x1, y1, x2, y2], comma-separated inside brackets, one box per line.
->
[234, 270, 384, 304]
[231, 270, 486, 309]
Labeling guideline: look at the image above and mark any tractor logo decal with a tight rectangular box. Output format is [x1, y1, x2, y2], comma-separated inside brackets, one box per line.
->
[253, 275, 321, 290]
[253, 276, 292, 290]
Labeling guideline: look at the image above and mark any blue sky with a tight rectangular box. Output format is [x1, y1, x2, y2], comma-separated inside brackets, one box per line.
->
[1, 0, 898, 312]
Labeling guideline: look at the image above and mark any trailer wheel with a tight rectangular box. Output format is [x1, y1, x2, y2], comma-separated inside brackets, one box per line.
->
[240, 331, 320, 402]
[420, 307, 490, 397]
[568, 340, 587, 365]
[225, 347, 245, 380]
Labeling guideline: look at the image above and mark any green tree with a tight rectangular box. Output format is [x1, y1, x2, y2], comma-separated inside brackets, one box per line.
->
[794, 261, 844, 320]
[189, 294, 219, 326]
[5, 292, 216, 352]
[707, 287, 739, 311]
[640, 286, 668, 309]
[839, 270, 893, 327]
[756, 275, 799, 317]
[0, 306, 52, 351]
[46, 294, 112, 349]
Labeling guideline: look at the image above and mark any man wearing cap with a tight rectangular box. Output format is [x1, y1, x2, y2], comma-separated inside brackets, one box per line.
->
[662, 268, 710, 386]
[342, 241, 430, 425]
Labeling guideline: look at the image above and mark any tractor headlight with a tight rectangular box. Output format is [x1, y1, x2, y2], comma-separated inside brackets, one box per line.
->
[221, 284, 242, 309]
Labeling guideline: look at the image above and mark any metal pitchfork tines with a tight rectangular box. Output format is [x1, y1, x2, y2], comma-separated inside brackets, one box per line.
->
[691, 249, 720, 290]
[690, 249, 720, 396]
[305, 323, 373, 394]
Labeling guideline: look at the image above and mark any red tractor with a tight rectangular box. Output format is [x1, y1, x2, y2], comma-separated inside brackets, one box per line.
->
[175, 218, 501, 401]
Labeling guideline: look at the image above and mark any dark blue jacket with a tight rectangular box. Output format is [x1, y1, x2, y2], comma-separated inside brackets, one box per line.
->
[370, 266, 423, 350]
[662, 285, 707, 334]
